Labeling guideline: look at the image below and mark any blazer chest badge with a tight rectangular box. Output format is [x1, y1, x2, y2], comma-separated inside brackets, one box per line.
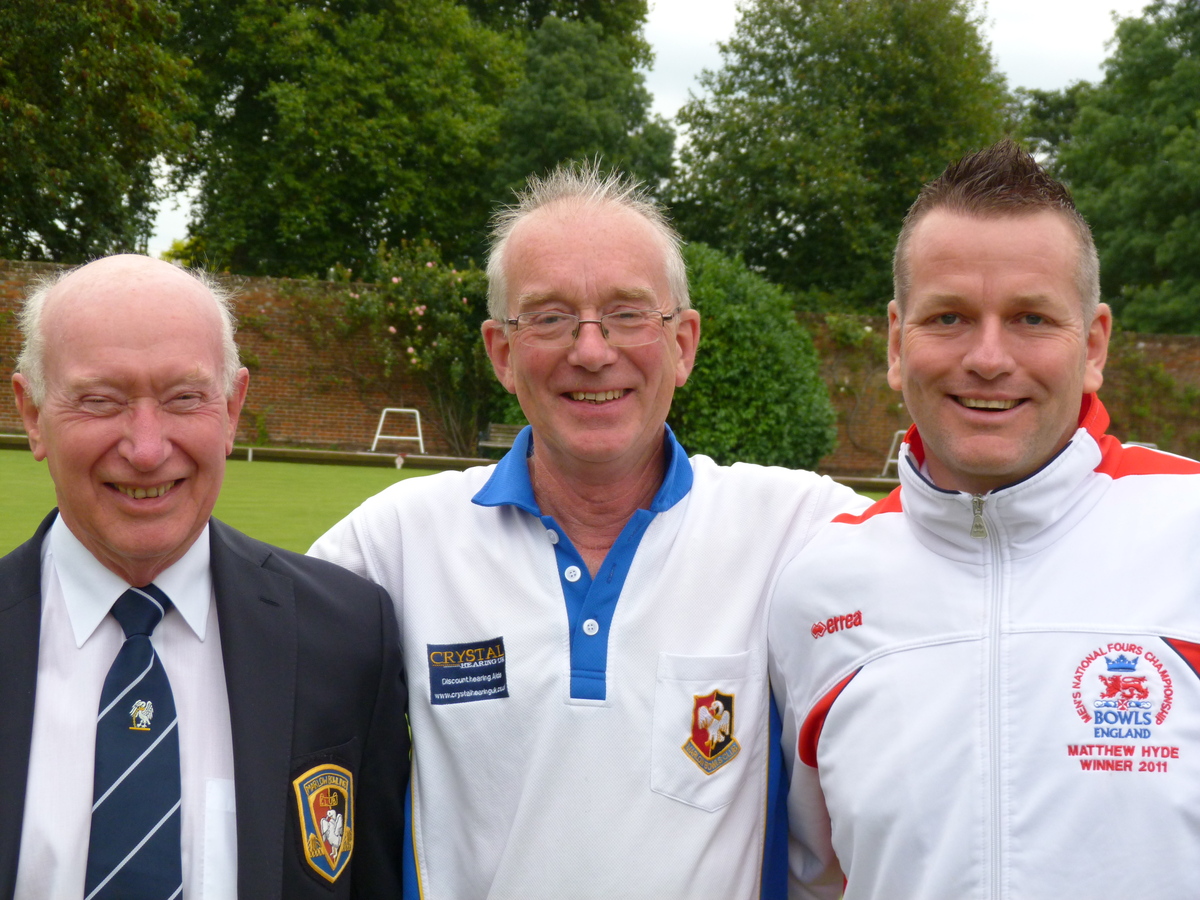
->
[293, 764, 355, 882]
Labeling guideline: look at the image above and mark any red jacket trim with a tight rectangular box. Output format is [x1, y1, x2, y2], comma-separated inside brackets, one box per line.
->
[799, 670, 859, 768]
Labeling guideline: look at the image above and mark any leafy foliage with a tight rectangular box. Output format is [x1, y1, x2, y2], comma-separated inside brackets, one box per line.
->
[1101, 328, 1200, 459]
[0, 0, 192, 261]
[669, 0, 1008, 311]
[668, 243, 836, 468]
[1057, 0, 1200, 333]
[1008, 83, 1092, 167]
[335, 242, 506, 456]
[491, 16, 674, 195]
[171, 0, 520, 277]
[460, 0, 651, 64]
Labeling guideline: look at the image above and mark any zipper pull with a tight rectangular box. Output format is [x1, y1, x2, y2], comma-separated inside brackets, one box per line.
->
[970, 495, 988, 539]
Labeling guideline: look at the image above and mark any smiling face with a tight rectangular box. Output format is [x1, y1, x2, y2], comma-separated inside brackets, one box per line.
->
[13, 256, 248, 585]
[482, 202, 699, 483]
[888, 209, 1111, 494]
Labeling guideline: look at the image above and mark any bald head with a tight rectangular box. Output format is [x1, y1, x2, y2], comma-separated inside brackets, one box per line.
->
[16, 255, 241, 406]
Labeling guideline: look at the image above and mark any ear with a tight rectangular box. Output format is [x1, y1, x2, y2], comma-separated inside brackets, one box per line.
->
[225, 368, 250, 455]
[673, 308, 701, 387]
[482, 320, 517, 394]
[886, 300, 904, 392]
[12, 374, 47, 461]
[1082, 302, 1112, 394]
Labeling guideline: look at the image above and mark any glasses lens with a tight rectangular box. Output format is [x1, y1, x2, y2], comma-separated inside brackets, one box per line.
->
[517, 312, 576, 347]
[514, 310, 666, 347]
[605, 310, 662, 347]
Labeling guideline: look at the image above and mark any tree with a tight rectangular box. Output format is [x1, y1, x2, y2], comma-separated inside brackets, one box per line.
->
[0, 0, 191, 262]
[491, 16, 674, 194]
[171, 0, 520, 277]
[1057, 0, 1200, 334]
[669, 0, 1008, 311]
[668, 243, 836, 468]
[461, 0, 649, 59]
[1008, 82, 1092, 167]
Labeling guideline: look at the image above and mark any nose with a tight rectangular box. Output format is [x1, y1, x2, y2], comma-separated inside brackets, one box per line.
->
[119, 401, 172, 471]
[567, 318, 619, 370]
[961, 317, 1015, 380]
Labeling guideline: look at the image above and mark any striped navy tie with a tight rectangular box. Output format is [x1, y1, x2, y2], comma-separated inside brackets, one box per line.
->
[84, 584, 183, 900]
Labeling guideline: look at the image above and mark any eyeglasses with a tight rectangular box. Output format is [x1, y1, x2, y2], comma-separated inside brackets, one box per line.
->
[505, 309, 680, 348]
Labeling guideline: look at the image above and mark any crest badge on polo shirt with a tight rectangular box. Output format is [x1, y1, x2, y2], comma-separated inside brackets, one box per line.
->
[683, 690, 741, 774]
[293, 764, 355, 882]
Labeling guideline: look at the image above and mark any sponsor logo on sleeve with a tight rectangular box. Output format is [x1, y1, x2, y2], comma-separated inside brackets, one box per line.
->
[428, 637, 509, 705]
[811, 610, 863, 639]
[683, 690, 740, 774]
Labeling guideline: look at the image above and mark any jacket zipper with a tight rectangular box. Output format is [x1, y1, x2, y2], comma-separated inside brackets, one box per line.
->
[973, 493, 1003, 900]
[971, 495, 988, 539]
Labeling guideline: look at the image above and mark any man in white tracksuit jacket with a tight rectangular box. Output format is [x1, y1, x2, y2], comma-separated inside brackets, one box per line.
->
[770, 139, 1200, 900]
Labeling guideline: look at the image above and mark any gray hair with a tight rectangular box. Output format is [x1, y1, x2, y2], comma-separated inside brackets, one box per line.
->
[486, 160, 690, 320]
[16, 260, 242, 406]
[893, 139, 1100, 326]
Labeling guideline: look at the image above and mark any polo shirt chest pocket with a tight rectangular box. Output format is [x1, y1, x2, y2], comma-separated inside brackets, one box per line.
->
[650, 649, 762, 811]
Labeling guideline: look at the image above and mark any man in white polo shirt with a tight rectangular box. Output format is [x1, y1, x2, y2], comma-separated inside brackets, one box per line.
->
[310, 164, 864, 899]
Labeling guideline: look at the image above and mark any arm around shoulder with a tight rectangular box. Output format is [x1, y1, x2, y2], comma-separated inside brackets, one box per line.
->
[349, 580, 408, 898]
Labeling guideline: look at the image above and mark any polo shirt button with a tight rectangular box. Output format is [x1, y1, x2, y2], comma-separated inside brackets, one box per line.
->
[583, 619, 600, 636]
[564, 565, 581, 582]
[547, 529, 559, 544]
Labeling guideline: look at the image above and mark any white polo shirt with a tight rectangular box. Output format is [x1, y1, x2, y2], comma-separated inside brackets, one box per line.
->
[310, 426, 865, 899]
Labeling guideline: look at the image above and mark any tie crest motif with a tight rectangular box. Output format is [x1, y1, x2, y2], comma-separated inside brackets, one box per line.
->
[85, 584, 183, 900]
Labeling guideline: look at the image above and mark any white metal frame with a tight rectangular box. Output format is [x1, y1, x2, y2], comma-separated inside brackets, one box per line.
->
[880, 429, 908, 478]
[371, 407, 425, 454]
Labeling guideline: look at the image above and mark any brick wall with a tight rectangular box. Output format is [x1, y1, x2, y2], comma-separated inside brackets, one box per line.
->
[3, 260, 1198, 475]
[0, 261, 454, 455]
[803, 314, 912, 478]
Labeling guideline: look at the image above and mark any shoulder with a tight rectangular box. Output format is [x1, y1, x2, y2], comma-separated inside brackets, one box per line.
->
[0, 510, 57, 608]
[690, 454, 857, 501]
[1094, 435, 1200, 480]
[686, 456, 869, 527]
[212, 519, 389, 606]
[344, 466, 494, 523]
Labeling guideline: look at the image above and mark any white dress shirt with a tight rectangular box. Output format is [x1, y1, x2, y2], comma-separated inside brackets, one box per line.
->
[15, 517, 238, 899]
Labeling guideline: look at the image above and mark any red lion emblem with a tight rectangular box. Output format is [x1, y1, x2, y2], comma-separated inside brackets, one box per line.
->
[1099, 674, 1149, 707]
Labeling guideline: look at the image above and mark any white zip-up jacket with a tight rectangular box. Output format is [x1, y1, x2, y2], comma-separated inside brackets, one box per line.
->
[769, 395, 1200, 900]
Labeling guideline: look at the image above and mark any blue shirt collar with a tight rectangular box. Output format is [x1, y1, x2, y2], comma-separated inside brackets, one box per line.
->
[472, 424, 693, 515]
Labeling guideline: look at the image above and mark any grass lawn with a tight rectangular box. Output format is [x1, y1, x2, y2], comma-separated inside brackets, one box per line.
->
[3, 445, 886, 556]
[1, 447, 435, 555]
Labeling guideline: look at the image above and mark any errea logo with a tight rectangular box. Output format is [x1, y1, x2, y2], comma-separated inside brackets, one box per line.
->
[811, 610, 863, 639]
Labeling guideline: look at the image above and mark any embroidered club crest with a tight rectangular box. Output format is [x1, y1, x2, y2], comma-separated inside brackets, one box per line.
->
[683, 690, 741, 774]
[293, 764, 355, 882]
[129, 699, 154, 730]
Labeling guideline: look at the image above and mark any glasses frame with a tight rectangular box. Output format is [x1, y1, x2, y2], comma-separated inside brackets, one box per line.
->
[504, 307, 682, 349]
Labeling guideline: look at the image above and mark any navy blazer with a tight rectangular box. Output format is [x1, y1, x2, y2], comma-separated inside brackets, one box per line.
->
[0, 512, 408, 899]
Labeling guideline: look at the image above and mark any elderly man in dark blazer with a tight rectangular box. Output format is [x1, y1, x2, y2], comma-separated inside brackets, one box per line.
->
[2, 255, 407, 899]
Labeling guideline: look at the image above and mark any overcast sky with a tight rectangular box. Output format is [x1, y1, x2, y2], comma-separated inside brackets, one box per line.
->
[148, 0, 1153, 255]
[644, 0, 1151, 121]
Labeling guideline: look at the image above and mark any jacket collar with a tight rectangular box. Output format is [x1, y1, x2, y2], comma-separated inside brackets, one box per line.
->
[897, 394, 1111, 556]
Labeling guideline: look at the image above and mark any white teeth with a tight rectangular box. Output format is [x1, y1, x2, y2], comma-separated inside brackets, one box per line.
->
[570, 390, 623, 402]
[959, 397, 1020, 410]
[117, 481, 175, 499]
